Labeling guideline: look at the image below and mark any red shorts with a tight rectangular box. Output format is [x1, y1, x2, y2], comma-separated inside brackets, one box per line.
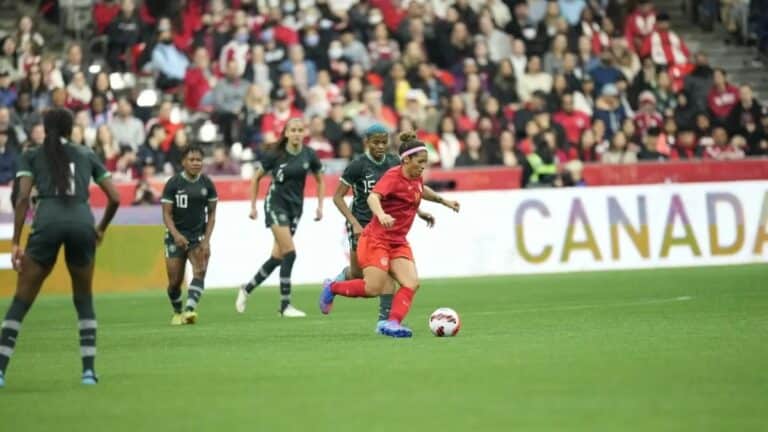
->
[357, 233, 414, 272]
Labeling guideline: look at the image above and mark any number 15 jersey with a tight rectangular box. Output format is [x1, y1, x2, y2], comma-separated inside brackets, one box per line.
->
[340, 152, 400, 226]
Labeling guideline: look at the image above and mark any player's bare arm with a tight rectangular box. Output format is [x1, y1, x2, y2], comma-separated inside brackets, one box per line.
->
[368, 192, 395, 228]
[249, 167, 265, 220]
[333, 182, 364, 234]
[314, 170, 325, 221]
[422, 185, 460, 212]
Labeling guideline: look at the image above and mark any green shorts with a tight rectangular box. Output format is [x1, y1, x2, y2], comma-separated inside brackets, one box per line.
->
[164, 231, 205, 259]
[265, 208, 300, 235]
[26, 221, 97, 268]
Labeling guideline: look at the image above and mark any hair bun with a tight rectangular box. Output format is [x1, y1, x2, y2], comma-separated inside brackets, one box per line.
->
[398, 131, 417, 143]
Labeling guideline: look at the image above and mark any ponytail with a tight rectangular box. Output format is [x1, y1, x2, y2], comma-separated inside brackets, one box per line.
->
[42, 108, 73, 197]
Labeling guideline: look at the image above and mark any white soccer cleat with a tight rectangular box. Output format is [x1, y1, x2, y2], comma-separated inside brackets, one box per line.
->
[235, 285, 249, 313]
[280, 304, 307, 318]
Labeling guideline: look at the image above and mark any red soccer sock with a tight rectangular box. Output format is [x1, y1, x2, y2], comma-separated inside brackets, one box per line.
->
[388, 287, 415, 323]
[331, 279, 370, 297]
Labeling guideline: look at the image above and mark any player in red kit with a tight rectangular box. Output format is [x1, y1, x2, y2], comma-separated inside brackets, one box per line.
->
[318, 135, 460, 338]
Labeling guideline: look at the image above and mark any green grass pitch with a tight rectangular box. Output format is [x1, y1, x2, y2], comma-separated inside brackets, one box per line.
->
[0, 264, 766, 431]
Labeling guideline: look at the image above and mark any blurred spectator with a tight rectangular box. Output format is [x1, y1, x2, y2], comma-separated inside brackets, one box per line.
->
[0, 69, 17, 108]
[637, 127, 669, 160]
[368, 22, 401, 73]
[641, 12, 690, 68]
[625, 0, 657, 52]
[184, 47, 215, 112]
[61, 43, 88, 85]
[577, 128, 600, 162]
[109, 96, 145, 150]
[593, 84, 628, 139]
[243, 45, 273, 95]
[704, 126, 745, 159]
[307, 116, 335, 159]
[526, 133, 558, 187]
[280, 44, 317, 98]
[146, 101, 181, 152]
[94, 125, 119, 172]
[132, 177, 159, 206]
[65, 71, 92, 111]
[137, 124, 167, 174]
[20, 65, 50, 111]
[340, 30, 371, 71]
[479, 15, 512, 64]
[0, 37, 21, 82]
[590, 51, 624, 95]
[0, 107, 19, 151]
[601, 131, 638, 164]
[517, 56, 552, 103]
[726, 85, 762, 135]
[455, 130, 488, 167]
[437, 116, 462, 169]
[707, 68, 739, 124]
[554, 93, 591, 145]
[166, 128, 190, 174]
[497, 130, 521, 167]
[652, 71, 677, 115]
[261, 88, 302, 138]
[544, 34, 569, 75]
[213, 59, 251, 146]
[634, 91, 663, 135]
[149, 19, 190, 90]
[671, 127, 703, 159]
[106, 0, 143, 71]
[506, 2, 548, 57]
[683, 52, 713, 114]
[218, 26, 250, 78]
[0, 129, 16, 184]
[205, 145, 240, 176]
[70, 124, 86, 146]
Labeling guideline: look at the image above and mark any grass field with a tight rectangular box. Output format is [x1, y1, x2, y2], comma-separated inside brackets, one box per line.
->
[0, 264, 766, 431]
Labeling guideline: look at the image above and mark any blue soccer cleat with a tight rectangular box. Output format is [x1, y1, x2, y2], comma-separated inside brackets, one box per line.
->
[81, 369, 98, 385]
[0, 371, 5, 388]
[319, 279, 335, 315]
[378, 320, 413, 338]
[375, 320, 388, 334]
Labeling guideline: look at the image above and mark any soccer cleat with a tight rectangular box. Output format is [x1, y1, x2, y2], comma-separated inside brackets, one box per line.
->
[183, 310, 198, 324]
[235, 285, 249, 313]
[280, 304, 306, 318]
[318, 279, 335, 315]
[170, 313, 184, 326]
[378, 320, 413, 338]
[0, 371, 5, 388]
[375, 320, 388, 334]
[81, 369, 98, 385]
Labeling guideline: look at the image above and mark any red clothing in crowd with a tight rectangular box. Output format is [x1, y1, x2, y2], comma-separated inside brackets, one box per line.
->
[624, 9, 656, 51]
[707, 84, 740, 119]
[634, 111, 664, 134]
[184, 67, 212, 111]
[641, 30, 690, 67]
[93, 2, 121, 34]
[553, 110, 591, 144]
[260, 107, 304, 136]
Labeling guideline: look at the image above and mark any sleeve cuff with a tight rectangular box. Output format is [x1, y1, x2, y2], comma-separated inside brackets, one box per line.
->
[96, 172, 111, 182]
[340, 177, 351, 186]
[16, 171, 33, 178]
[161, 198, 173, 204]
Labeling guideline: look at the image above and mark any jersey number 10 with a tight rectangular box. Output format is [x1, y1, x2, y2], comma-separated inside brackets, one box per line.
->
[176, 194, 188, 208]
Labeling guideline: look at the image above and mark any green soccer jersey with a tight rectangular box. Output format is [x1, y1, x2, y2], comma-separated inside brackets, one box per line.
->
[16, 142, 111, 224]
[340, 152, 400, 225]
[161, 172, 218, 236]
[260, 147, 323, 216]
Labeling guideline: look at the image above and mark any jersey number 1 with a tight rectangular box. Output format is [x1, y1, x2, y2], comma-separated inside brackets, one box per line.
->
[67, 163, 76, 196]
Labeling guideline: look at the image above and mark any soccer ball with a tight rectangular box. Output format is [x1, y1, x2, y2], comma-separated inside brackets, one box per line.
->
[429, 307, 461, 337]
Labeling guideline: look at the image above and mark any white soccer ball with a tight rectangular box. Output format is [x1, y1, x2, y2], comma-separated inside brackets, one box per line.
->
[429, 307, 461, 337]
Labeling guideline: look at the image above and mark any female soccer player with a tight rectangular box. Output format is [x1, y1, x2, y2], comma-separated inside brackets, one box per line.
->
[161, 145, 218, 325]
[331, 127, 438, 323]
[319, 136, 460, 337]
[236, 118, 325, 317]
[0, 108, 120, 387]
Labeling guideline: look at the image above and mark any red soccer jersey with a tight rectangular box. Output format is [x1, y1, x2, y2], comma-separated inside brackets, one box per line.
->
[364, 166, 423, 245]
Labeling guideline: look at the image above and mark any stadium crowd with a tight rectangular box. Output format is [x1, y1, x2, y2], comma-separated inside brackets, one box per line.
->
[0, 0, 767, 190]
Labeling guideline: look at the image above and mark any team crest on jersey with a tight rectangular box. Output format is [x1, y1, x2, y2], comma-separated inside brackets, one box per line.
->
[302, 162, 309, 170]
[201, 188, 208, 196]
[169, 245, 176, 253]
[279, 214, 289, 222]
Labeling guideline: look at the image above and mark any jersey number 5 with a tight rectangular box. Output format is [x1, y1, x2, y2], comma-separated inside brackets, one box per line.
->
[176, 194, 188, 208]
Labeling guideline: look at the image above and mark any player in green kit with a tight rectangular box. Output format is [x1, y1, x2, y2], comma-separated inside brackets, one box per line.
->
[330, 129, 437, 324]
[235, 118, 325, 317]
[161, 145, 218, 325]
[0, 108, 120, 387]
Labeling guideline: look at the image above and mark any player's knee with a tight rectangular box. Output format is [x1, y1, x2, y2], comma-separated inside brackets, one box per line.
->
[193, 269, 206, 280]
[281, 250, 296, 263]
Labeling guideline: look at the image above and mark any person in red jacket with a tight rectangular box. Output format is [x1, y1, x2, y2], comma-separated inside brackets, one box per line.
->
[625, 0, 656, 52]
[260, 88, 303, 138]
[552, 93, 591, 145]
[707, 68, 739, 124]
[184, 47, 215, 112]
[633, 91, 664, 135]
[640, 13, 690, 68]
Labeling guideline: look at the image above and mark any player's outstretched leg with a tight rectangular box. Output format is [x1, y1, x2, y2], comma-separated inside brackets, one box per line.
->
[237, 255, 282, 313]
[279, 251, 305, 317]
[184, 246, 209, 324]
[69, 261, 100, 384]
[165, 256, 186, 325]
[0, 296, 32, 386]
[378, 258, 419, 338]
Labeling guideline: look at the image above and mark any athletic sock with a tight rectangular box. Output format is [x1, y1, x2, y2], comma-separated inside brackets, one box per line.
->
[279, 251, 296, 312]
[378, 294, 393, 321]
[0, 297, 31, 374]
[334, 266, 349, 282]
[388, 287, 416, 323]
[185, 278, 205, 311]
[167, 286, 182, 314]
[245, 256, 282, 293]
[73, 294, 97, 374]
[330, 279, 371, 297]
